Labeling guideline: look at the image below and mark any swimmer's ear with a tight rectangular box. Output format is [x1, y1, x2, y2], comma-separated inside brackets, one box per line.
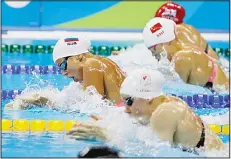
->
[147, 98, 154, 105]
[78, 55, 84, 61]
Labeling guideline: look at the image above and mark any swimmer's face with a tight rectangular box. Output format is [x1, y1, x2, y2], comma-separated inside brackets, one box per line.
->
[121, 94, 147, 117]
[149, 44, 167, 60]
[149, 43, 174, 61]
[121, 95, 134, 113]
[56, 56, 84, 82]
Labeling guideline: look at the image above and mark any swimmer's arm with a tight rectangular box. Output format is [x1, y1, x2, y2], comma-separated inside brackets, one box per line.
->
[18, 94, 49, 106]
[150, 103, 182, 145]
[82, 58, 105, 96]
[5, 94, 49, 110]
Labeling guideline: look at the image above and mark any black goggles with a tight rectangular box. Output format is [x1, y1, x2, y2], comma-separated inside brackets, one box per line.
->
[123, 97, 134, 107]
[59, 56, 70, 71]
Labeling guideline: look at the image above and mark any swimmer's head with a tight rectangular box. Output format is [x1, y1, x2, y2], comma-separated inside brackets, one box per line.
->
[120, 68, 165, 100]
[53, 37, 91, 63]
[143, 17, 176, 60]
[78, 146, 121, 158]
[53, 37, 92, 82]
[155, 2, 185, 24]
[120, 68, 166, 115]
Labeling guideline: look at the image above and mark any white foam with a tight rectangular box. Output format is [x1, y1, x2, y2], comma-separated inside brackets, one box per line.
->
[218, 56, 230, 78]
[201, 112, 229, 125]
[108, 43, 181, 82]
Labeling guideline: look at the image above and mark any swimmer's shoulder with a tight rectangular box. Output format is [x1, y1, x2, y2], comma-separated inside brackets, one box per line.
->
[153, 100, 187, 121]
[163, 95, 189, 108]
[84, 57, 104, 69]
[174, 47, 194, 58]
[175, 44, 205, 58]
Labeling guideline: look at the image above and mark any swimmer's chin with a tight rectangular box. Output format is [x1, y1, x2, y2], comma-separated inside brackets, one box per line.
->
[73, 77, 82, 83]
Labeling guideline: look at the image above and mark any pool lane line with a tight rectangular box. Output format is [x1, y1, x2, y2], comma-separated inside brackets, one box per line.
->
[1, 90, 229, 108]
[1, 119, 229, 135]
[2, 65, 61, 74]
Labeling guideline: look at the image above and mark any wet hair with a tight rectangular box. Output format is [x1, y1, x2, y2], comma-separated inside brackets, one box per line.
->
[77, 146, 121, 158]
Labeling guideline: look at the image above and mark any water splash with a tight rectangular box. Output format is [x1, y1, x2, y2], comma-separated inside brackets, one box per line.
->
[9, 75, 229, 157]
[201, 112, 229, 125]
[6, 44, 229, 157]
[218, 56, 229, 78]
[108, 43, 181, 82]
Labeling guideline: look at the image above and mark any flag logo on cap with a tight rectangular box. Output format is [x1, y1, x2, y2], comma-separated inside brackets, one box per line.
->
[140, 74, 151, 87]
[150, 23, 163, 33]
[64, 38, 79, 46]
[64, 38, 79, 43]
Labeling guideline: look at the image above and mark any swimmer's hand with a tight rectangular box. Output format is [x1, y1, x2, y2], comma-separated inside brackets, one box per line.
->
[17, 94, 49, 106]
[66, 122, 107, 141]
[4, 94, 49, 110]
[5, 98, 27, 110]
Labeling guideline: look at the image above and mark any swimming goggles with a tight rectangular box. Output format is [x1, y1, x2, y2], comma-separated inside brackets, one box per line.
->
[59, 56, 70, 71]
[123, 97, 134, 107]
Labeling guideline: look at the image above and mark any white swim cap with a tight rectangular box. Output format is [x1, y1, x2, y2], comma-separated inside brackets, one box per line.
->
[143, 17, 176, 48]
[120, 68, 166, 99]
[53, 36, 91, 63]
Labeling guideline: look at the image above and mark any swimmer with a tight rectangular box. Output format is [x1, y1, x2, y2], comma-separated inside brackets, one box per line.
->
[78, 146, 121, 158]
[5, 37, 125, 109]
[155, 2, 218, 59]
[67, 69, 225, 153]
[143, 17, 228, 92]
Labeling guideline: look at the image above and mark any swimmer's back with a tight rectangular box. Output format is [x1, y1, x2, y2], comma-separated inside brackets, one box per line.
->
[176, 23, 218, 59]
[173, 47, 227, 88]
[176, 23, 202, 47]
[94, 56, 125, 103]
[157, 95, 224, 150]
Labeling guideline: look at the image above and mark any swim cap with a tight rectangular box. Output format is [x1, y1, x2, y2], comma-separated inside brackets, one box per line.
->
[120, 68, 166, 99]
[143, 17, 176, 48]
[53, 36, 91, 63]
[155, 2, 185, 24]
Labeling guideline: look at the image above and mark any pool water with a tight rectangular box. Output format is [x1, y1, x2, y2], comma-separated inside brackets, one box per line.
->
[1, 40, 230, 157]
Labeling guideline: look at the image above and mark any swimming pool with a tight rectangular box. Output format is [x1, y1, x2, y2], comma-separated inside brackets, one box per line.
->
[1, 39, 230, 157]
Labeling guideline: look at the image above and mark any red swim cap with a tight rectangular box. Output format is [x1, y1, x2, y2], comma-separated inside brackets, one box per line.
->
[155, 2, 185, 24]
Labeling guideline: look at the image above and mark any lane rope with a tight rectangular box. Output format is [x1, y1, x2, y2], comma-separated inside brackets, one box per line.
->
[1, 119, 229, 135]
[1, 89, 230, 108]
[2, 65, 61, 74]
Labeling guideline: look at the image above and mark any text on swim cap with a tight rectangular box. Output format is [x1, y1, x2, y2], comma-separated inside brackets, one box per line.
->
[162, 8, 177, 17]
[161, 8, 179, 22]
[156, 30, 164, 37]
[136, 89, 151, 92]
[67, 42, 77, 46]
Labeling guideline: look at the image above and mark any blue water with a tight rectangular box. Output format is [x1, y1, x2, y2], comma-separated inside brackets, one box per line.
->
[1, 40, 230, 157]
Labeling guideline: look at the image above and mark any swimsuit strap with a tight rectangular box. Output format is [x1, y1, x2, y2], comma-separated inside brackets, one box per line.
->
[204, 43, 209, 54]
[207, 62, 217, 83]
[196, 122, 205, 148]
